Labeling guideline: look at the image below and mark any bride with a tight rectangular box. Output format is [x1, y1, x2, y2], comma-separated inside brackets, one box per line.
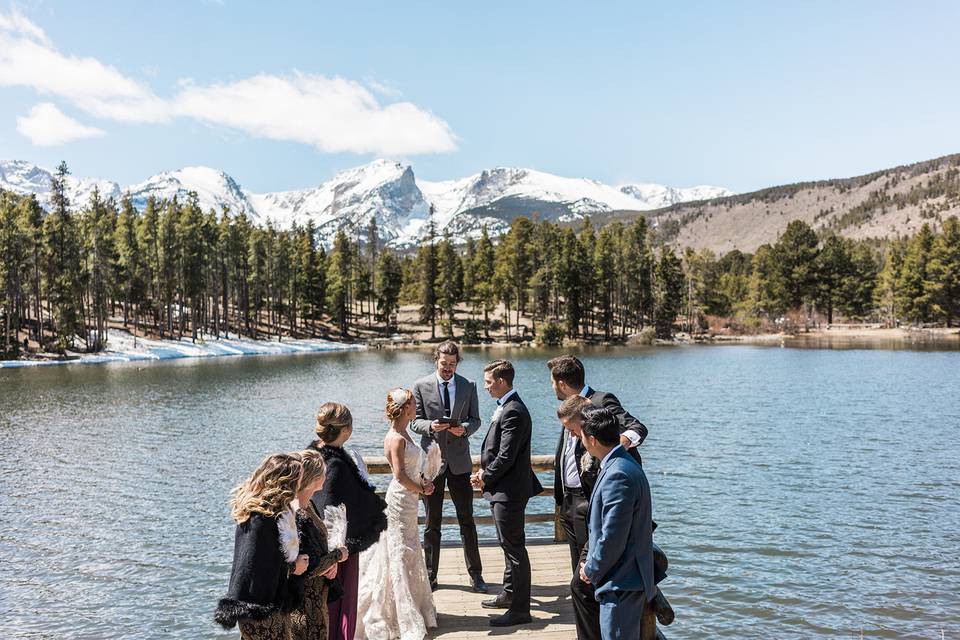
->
[356, 388, 440, 640]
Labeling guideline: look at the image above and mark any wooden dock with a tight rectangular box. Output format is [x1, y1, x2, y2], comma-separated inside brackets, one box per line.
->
[430, 542, 576, 639]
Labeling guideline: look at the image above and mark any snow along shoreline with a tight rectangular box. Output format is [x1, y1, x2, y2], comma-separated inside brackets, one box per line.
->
[0, 329, 364, 369]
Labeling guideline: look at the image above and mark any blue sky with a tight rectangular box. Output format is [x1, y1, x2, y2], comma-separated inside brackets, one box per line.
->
[1, 1, 958, 193]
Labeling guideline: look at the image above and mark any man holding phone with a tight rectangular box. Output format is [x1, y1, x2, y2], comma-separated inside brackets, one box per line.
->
[410, 341, 487, 593]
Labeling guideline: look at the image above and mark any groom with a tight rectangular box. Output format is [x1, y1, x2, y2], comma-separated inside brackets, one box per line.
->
[471, 359, 543, 627]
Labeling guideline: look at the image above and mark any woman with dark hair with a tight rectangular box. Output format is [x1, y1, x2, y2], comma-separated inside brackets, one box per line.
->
[307, 403, 388, 640]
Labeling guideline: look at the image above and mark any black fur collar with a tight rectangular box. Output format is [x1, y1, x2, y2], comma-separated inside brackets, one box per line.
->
[307, 440, 377, 493]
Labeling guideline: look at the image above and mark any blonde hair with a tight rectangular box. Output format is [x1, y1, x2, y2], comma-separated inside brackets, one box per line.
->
[230, 450, 326, 523]
[557, 395, 592, 419]
[316, 402, 353, 443]
[385, 387, 413, 421]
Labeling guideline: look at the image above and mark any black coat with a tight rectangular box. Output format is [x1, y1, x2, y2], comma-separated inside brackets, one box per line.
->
[480, 392, 543, 503]
[214, 514, 295, 629]
[306, 441, 388, 555]
[553, 387, 647, 504]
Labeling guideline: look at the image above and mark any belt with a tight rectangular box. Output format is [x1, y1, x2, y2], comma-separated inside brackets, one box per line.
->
[564, 486, 585, 497]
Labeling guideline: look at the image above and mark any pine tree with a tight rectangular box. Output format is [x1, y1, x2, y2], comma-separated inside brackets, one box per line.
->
[745, 244, 784, 318]
[20, 195, 44, 345]
[876, 240, 905, 326]
[437, 231, 463, 336]
[461, 237, 478, 318]
[774, 220, 820, 312]
[653, 247, 685, 339]
[558, 227, 584, 338]
[178, 198, 206, 341]
[815, 233, 853, 324]
[80, 188, 118, 350]
[418, 207, 439, 338]
[897, 223, 935, 324]
[838, 242, 878, 320]
[327, 230, 352, 337]
[375, 250, 403, 332]
[43, 161, 84, 351]
[0, 192, 29, 354]
[473, 226, 496, 338]
[927, 216, 960, 326]
[594, 226, 617, 339]
[716, 249, 751, 317]
[157, 199, 180, 337]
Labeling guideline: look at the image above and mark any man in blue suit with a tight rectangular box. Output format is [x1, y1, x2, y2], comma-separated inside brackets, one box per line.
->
[578, 407, 655, 640]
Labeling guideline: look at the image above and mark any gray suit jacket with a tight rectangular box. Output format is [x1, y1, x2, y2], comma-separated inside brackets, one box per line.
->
[409, 372, 481, 475]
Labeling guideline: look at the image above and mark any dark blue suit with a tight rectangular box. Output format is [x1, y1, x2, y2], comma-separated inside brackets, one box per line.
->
[583, 445, 654, 639]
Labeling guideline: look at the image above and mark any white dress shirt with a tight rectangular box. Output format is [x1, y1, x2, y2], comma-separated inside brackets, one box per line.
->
[561, 385, 593, 489]
[437, 372, 457, 416]
[600, 444, 625, 470]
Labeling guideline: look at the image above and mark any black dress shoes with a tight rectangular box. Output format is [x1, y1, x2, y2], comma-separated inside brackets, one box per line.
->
[480, 593, 512, 609]
[489, 611, 532, 627]
[470, 576, 489, 594]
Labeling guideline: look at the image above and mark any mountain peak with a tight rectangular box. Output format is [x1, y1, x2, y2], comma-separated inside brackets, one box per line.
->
[0, 158, 734, 246]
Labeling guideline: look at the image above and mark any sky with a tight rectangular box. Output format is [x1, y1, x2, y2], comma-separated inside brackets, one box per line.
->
[1, 1, 958, 194]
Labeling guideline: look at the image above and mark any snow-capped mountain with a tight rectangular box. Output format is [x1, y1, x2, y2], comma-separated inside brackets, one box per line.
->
[0, 159, 120, 210]
[251, 160, 431, 243]
[619, 184, 733, 209]
[0, 158, 732, 246]
[124, 166, 259, 218]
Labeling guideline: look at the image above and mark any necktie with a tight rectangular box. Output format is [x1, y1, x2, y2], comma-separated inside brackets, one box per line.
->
[442, 381, 451, 416]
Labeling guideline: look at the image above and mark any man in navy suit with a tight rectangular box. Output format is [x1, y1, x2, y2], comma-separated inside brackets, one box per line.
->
[578, 407, 655, 640]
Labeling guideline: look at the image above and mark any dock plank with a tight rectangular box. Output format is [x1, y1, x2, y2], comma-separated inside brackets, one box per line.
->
[430, 543, 576, 639]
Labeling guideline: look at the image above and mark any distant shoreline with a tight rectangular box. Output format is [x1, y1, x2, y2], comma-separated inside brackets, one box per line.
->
[699, 326, 960, 346]
[0, 329, 363, 369]
[4, 325, 958, 369]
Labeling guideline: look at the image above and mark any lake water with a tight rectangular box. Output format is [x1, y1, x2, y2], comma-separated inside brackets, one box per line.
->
[1, 344, 958, 638]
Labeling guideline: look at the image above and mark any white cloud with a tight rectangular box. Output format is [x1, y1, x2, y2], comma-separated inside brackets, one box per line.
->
[173, 73, 457, 155]
[0, 8, 168, 123]
[0, 8, 457, 154]
[16, 102, 105, 146]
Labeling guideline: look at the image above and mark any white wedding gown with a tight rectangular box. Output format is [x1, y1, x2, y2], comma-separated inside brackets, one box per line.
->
[356, 434, 437, 640]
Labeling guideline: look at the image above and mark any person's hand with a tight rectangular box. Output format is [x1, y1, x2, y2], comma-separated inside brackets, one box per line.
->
[321, 563, 338, 579]
[293, 554, 309, 576]
[579, 563, 591, 584]
[448, 425, 466, 437]
[337, 547, 349, 562]
[620, 434, 635, 449]
[470, 471, 484, 490]
[431, 420, 449, 432]
[421, 480, 435, 496]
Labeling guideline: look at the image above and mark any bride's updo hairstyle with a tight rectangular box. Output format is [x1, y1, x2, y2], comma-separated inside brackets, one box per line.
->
[315, 402, 353, 443]
[385, 388, 413, 421]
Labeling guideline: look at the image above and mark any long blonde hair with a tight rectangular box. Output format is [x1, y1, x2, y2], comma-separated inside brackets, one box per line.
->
[230, 450, 326, 523]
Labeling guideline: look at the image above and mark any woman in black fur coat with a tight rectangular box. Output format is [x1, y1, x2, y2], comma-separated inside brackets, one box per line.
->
[214, 450, 327, 640]
[307, 402, 388, 640]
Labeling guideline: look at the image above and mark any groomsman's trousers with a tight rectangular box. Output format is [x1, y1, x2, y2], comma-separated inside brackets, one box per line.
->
[598, 589, 647, 640]
[561, 487, 601, 640]
[423, 468, 483, 583]
[491, 497, 531, 615]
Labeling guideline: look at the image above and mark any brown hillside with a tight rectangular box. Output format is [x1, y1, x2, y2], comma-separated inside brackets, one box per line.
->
[604, 153, 960, 253]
